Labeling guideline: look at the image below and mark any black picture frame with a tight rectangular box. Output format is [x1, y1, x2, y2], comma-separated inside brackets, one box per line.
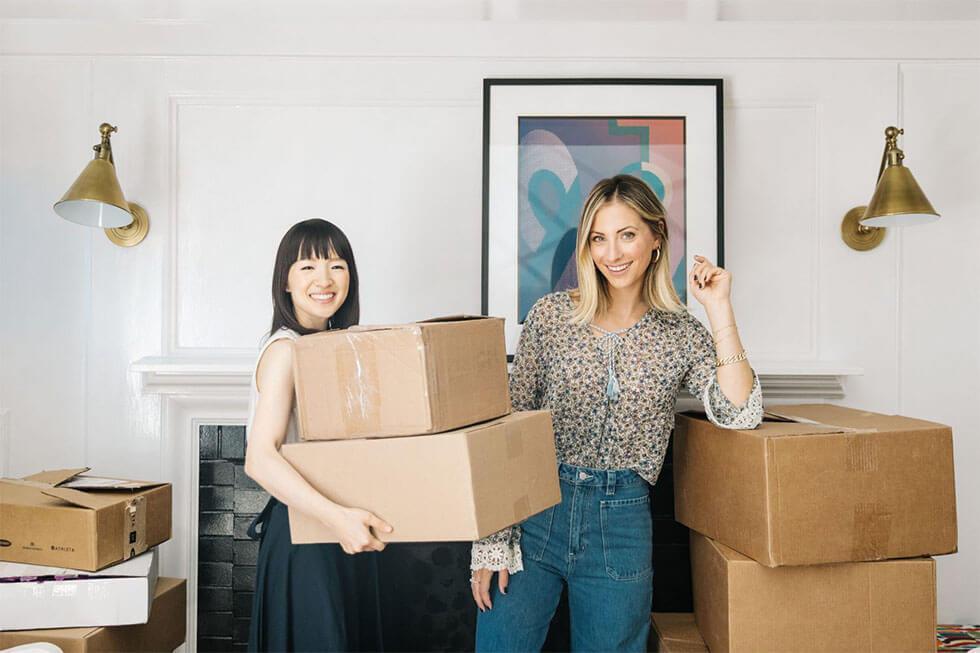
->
[481, 78, 725, 359]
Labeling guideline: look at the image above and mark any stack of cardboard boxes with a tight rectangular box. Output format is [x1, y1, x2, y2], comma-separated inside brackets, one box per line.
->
[0, 469, 185, 651]
[282, 315, 561, 543]
[650, 404, 958, 653]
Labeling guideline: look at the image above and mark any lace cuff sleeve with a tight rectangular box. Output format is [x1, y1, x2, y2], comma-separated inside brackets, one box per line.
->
[703, 369, 764, 429]
[470, 526, 524, 574]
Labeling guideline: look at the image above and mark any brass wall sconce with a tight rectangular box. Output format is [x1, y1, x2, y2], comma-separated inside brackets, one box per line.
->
[841, 126, 939, 251]
[53, 123, 149, 247]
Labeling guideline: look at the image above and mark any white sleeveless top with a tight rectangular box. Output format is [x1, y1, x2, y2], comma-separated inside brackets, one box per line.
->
[247, 327, 301, 444]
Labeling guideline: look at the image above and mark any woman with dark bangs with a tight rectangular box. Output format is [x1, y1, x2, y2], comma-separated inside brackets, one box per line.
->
[244, 218, 390, 652]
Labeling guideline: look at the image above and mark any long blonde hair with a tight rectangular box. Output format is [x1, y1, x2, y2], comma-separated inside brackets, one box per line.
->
[569, 174, 685, 325]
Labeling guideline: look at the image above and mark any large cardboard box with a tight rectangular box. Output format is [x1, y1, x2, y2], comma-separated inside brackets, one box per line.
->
[0, 469, 172, 571]
[293, 316, 510, 440]
[0, 549, 158, 631]
[690, 532, 936, 653]
[649, 613, 708, 653]
[673, 404, 957, 566]
[282, 411, 560, 542]
[0, 577, 186, 653]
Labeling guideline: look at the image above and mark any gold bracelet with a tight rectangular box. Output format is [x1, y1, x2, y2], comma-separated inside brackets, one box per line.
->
[713, 331, 740, 345]
[713, 323, 737, 336]
[716, 349, 748, 367]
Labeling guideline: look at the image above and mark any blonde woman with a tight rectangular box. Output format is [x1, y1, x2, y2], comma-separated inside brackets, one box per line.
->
[470, 174, 763, 652]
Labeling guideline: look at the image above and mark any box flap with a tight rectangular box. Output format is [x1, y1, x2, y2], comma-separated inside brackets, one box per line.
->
[764, 403, 947, 432]
[678, 410, 859, 437]
[59, 476, 167, 491]
[651, 613, 708, 653]
[22, 468, 91, 485]
[706, 535, 754, 563]
[347, 323, 420, 334]
[460, 417, 508, 434]
[761, 410, 866, 436]
[417, 315, 501, 324]
[40, 487, 120, 510]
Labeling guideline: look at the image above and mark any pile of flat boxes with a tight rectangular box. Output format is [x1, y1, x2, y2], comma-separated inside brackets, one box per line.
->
[650, 404, 957, 653]
[0, 470, 184, 651]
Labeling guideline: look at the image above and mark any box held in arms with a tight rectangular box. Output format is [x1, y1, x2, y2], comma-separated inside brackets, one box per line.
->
[282, 411, 560, 542]
[293, 316, 510, 440]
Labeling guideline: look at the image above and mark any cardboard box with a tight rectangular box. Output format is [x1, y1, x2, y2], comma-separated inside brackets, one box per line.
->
[0, 549, 158, 631]
[0, 577, 186, 653]
[690, 532, 936, 653]
[649, 613, 708, 653]
[293, 316, 510, 440]
[282, 411, 560, 542]
[673, 404, 957, 566]
[0, 469, 172, 571]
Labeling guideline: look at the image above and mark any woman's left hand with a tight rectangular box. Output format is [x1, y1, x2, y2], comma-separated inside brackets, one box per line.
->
[689, 255, 732, 307]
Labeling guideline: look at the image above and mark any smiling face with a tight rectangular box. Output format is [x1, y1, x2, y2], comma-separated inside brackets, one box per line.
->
[588, 200, 661, 297]
[286, 252, 350, 330]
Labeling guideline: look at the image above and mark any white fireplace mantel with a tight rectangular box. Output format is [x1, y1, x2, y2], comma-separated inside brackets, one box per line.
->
[133, 355, 862, 401]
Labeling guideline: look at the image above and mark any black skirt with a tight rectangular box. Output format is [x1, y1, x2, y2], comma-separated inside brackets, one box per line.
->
[247, 498, 384, 653]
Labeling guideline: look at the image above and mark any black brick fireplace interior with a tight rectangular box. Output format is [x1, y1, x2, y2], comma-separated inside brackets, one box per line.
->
[197, 425, 692, 651]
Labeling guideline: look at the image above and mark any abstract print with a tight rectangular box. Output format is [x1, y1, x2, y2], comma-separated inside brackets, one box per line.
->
[517, 117, 687, 322]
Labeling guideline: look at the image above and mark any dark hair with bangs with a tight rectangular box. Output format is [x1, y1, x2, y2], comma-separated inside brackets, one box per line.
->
[269, 218, 360, 336]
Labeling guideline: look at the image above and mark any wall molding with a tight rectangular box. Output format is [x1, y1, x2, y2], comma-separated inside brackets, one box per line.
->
[726, 100, 821, 361]
[134, 355, 861, 400]
[157, 393, 247, 650]
[164, 95, 479, 356]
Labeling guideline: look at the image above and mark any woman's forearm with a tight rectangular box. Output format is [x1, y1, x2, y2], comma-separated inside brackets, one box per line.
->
[244, 444, 344, 525]
[703, 300, 754, 406]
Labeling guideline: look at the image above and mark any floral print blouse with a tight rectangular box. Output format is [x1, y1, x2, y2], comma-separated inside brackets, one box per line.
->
[470, 291, 764, 574]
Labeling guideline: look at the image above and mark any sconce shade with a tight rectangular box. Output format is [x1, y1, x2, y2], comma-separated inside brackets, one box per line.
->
[54, 157, 133, 228]
[860, 164, 940, 228]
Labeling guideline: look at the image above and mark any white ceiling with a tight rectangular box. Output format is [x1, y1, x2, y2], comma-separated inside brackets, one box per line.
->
[0, 0, 977, 22]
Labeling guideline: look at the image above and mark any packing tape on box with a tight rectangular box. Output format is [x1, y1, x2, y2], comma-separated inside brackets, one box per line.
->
[123, 495, 148, 560]
[846, 435, 878, 472]
[852, 502, 892, 559]
[336, 333, 382, 436]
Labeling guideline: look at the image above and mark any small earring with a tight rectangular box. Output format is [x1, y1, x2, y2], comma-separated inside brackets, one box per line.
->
[652, 248, 661, 263]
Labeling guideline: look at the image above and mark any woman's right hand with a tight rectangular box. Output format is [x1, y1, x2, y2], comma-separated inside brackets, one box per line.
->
[328, 506, 393, 554]
[471, 567, 509, 611]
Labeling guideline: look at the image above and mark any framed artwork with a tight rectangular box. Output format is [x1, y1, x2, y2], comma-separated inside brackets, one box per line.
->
[482, 78, 724, 358]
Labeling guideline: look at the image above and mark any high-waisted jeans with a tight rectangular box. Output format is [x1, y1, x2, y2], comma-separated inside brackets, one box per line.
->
[476, 463, 653, 652]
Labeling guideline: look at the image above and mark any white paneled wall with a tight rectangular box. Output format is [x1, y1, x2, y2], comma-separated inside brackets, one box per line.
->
[899, 62, 980, 624]
[0, 16, 978, 621]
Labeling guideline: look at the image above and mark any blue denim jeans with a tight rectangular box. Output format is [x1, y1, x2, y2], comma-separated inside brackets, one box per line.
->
[476, 463, 653, 652]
